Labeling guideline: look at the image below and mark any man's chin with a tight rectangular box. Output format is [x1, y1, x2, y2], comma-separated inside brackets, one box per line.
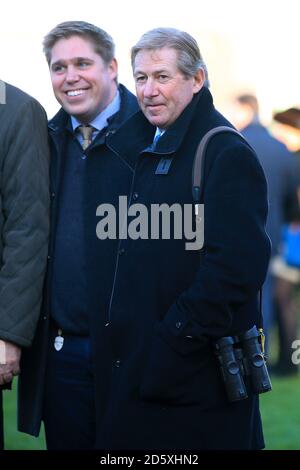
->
[147, 116, 165, 128]
[64, 104, 88, 121]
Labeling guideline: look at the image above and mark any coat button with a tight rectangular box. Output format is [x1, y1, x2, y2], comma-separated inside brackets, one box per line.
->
[132, 192, 139, 201]
[104, 322, 110, 327]
[47, 255, 51, 260]
[119, 248, 125, 255]
[114, 359, 121, 368]
[175, 321, 182, 329]
[106, 130, 116, 137]
[51, 192, 56, 199]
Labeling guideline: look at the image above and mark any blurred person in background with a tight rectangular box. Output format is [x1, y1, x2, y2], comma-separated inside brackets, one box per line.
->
[270, 107, 300, 376]
[0, 80, 49, 449]
[231, 95, 299, 360]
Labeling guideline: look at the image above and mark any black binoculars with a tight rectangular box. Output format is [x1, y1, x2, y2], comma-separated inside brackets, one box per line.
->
[214, 326, 272, 402]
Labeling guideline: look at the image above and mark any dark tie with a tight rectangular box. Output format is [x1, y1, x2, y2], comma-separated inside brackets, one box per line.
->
[77, 125, 94, 150]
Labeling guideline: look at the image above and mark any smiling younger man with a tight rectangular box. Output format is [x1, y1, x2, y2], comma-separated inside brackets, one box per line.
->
[18, 21, 138, 449]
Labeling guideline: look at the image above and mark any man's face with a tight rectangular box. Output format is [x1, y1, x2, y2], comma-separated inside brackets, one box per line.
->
[49, 35, 118, 123]
[133, 47, 204, 129]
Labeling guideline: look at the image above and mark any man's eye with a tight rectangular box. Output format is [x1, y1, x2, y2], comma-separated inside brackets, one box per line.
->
[135, 76, 146, 83]
[78, 62, 89, 68]
[158, 74, 169, 82]
[52, 65, 65, 73]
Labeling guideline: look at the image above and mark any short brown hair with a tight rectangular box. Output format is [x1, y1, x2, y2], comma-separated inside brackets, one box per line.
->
[43, 20, 115, 66]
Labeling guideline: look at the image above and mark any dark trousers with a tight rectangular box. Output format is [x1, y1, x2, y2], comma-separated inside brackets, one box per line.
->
[43, 329, 96, 450]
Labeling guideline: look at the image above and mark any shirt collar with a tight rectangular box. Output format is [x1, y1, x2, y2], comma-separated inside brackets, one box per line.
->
[70, 90, 121, 132]
[154, 127, 165, 140]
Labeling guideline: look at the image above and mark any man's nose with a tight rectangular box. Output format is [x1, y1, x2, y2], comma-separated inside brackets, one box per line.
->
[143, 79, 158, 98]
[65, 66, 80, 83]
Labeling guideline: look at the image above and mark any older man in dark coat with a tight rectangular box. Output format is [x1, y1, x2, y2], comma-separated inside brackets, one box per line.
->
[84, 28, 270, 450]
[0, 81, 49, 449]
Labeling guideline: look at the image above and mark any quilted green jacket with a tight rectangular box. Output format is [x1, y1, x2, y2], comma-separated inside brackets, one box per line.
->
[0, 81, 49, 347]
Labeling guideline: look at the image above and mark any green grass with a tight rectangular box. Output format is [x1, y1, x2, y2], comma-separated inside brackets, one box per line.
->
[2, 372, 300, 450]
[260, 374, 300, 449]
[3, 381, 46, 450]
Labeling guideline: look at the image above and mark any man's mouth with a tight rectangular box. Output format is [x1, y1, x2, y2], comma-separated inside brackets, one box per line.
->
[145, 103, 165, 110]
[146, 102, 163, 107]
[66, 89, 87, 97]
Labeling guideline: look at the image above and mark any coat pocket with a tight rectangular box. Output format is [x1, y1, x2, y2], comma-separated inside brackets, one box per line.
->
[140, 325, 226, 407]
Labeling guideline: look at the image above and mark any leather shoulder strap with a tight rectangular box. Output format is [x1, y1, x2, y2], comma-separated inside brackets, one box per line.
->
[192, 126, 246, 203]
[191, 125, 264, 329]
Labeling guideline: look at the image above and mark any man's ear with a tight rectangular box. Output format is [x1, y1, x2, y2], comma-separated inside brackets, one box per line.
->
[108, 58, 118, 81]
[193, 68, 205, 93]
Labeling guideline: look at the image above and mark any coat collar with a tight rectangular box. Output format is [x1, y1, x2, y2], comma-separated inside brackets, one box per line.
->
[109, 86, 215, 159]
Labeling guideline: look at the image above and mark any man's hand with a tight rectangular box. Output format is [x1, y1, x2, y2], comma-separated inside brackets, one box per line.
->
[0, 340, 21, 386]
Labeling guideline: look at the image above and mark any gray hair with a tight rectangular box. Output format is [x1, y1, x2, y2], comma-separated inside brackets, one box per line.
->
[131, 27, 209, 86]
[43, 21, 115, 65]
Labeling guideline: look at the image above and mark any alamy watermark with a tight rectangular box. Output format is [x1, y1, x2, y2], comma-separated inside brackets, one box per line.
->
[96, 196, 204, 251]
[0, 80, 6, 105]
[291, 339, 300, 365]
